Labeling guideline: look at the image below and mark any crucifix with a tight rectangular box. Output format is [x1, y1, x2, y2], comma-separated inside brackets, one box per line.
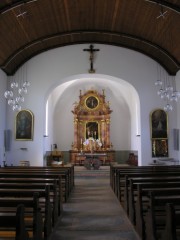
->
[83, 44, 100, 73]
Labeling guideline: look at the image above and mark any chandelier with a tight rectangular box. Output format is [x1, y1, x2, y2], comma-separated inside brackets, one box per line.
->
[154, 4, 180, 111]
[4, 64, 30, 111]
[155, 66, 180, 111]
[4, 6, 30, 111]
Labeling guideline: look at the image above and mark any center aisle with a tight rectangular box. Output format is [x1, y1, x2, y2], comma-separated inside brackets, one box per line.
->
[48, 166, 141, 240]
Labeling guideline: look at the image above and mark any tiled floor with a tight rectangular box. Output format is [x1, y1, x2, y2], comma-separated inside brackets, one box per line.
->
[48, 166, 141, 240]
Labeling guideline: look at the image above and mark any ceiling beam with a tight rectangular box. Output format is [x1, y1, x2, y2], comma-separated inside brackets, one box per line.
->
[1, 30, 179, 75]
[0, 0, 37, 14]
[145, 0, 180, 14]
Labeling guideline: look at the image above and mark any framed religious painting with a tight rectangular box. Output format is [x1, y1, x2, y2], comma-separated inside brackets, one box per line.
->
[86, 121, 99, 139]
[150, 109, 168, 139]
[15, 109, 34, 140]
[85, 95, 99, 110]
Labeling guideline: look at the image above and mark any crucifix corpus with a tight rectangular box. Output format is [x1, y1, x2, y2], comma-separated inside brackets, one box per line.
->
[83, 44, 100, 73]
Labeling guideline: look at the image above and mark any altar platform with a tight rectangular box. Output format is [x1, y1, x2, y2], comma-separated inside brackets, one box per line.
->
[70, 150, 115, 166]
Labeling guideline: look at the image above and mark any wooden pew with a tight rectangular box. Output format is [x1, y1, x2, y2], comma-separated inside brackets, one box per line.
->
[0, 165, 74, 202]
[0, 171, 67, 202]
[135, 186, 180, 240]
[0, 181, 60, 226]
[110, 165, 152, 197]
[0, 192, 43, 240]
[0, 177, 62, 217]
[16, 204, 30, 240]
[110, 164, 132, 193]
[110, 165, 180, 239]
[111, 165, 180, 202]
[161, 203, 180, 240]
[23, 165, 75, 194]
[9, 165, 75, 192]
[145, 191, 180, 240]
[0, 184, 54, 239]
[121, 171, 180, 205]
[0, 165, 75, 239]
[126, 176, 180, 218]
[110, 164, 180, 191]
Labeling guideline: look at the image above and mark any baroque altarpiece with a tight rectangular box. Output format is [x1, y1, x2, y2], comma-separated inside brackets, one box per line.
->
[70, 89, 115, 163]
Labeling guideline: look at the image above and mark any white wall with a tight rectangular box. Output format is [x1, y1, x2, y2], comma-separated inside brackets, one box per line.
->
[0, 69, 7, 165]
[50, 76, 139, 152]
[176, 70, 180, 162]
[3, 44, 179, 166]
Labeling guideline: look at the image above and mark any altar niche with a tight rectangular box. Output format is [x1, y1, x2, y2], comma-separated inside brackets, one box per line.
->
[71, 89, 113, 152]
[86, 122, 99, 139]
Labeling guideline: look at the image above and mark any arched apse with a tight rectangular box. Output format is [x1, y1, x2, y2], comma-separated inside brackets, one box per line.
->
[44, 74, 141, 164]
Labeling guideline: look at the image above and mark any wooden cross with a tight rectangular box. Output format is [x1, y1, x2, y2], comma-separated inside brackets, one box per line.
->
[83, 44, 100, 73]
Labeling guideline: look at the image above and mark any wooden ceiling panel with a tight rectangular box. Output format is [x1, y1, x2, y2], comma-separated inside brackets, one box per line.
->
[0, 0, 179, 75]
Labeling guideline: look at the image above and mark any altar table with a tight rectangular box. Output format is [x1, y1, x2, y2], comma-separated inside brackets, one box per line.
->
[82, 153, 107, 169]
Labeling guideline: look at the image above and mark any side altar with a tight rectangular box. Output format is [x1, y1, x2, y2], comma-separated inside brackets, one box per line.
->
[70, 89, 115, 164]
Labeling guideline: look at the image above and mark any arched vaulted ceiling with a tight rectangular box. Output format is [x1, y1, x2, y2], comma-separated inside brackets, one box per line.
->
[0, 0, 179, 76]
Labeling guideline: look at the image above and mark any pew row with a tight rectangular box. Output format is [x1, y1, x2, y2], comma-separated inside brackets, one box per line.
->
[0, 181, 60, 226]
[134, 184, 180, 239]
[110, 164, 180, 240]
[0, 192, 45, 240]
[110, 164, 180, 203]
[126, 176, 180, 220]
[0, 165, 75, 239]
[145, 192, 180, 240]
[0, 165, 74, 203]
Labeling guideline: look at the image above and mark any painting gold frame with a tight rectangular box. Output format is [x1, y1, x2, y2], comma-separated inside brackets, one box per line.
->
[15, 109, 34, 141]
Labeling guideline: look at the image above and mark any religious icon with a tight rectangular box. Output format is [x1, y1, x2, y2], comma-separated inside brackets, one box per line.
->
[152, 139, 168, 157]
[15, 109, 34, 140]
[150, 109, 168, 158]
[83, 44, 100, 73]
[86, 122, 99, 139]
[151, 109, 168, 139]
[85, 96, 99, 109]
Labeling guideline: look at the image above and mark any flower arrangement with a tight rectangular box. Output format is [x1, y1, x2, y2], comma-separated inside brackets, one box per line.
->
[83, 137, 102, 151]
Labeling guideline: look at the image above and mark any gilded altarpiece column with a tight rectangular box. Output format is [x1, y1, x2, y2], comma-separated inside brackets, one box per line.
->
[73, 118, 78, 150]
[106, 119, 111, 149]
[100, 120, 105, 149]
